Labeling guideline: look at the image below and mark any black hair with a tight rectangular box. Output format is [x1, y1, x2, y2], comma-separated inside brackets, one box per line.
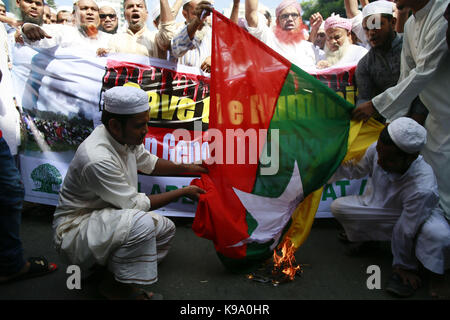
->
[381, 13, 394, 22]
[101, 110, 129, 131]
[379, 125, 409, 157]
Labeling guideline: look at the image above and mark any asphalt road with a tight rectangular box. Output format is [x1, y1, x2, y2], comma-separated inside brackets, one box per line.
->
[0, 203, 440, 304]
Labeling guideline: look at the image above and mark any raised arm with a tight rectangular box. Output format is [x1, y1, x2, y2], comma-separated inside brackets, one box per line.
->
[245, 0, 259, 28]
[344, 0, 360, 18]
[159, 0, 173, 24]
[230, 0, 240, 24]
[171, 0, 184, 19]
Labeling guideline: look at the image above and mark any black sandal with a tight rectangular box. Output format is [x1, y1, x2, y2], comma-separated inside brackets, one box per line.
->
[0, 256, 58, 284]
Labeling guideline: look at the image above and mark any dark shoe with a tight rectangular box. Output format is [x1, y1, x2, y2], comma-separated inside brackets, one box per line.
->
[386, 273, 415, 298]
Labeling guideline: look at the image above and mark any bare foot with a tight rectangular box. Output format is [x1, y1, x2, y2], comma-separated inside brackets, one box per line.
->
[394, 267, 421, 290]
[98, 271, 161, 300]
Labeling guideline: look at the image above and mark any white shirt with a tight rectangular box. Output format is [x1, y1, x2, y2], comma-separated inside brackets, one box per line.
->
[53, 124, 159, 265]
[372, 0, 450, 151]
[331, 143, 441, 264]
[108, 23, 176, 60]
[332, 44, 368, 67]
[245, 14, 324, 71]
[371, 0, 450, 217]
[22, 23, 112, 55]
[0, 22, 20, 154]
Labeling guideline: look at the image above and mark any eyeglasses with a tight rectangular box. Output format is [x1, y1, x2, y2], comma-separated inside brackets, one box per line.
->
[280, 13, 299, 20]
[99, 13, 116, 19]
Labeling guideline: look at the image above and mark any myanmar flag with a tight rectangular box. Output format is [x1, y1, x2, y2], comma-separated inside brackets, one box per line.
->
[191, 11, 383, 272]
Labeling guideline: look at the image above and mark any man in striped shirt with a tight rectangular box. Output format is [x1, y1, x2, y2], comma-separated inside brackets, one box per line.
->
[170, 0, 213, 73]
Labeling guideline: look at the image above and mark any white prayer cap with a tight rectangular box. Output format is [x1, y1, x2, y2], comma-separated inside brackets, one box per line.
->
[387, 117, 427, 154]
[151, 5, 160, 21]
[362, 1, 394, 19]
[104, 86, 149, 115]
[0, 0, 5, 7]
[57, 5, 73, 13]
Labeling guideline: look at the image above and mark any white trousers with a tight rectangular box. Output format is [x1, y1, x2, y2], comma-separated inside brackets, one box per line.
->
[331, 195, 450, 274]
[107, 211, 175, 285]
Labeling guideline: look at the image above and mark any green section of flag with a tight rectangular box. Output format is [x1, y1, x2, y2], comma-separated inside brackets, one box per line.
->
[253, 64, 353, 197]
[245, 64, 354, 261]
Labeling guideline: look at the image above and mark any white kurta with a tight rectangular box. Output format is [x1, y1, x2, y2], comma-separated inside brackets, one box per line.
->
[22, 23, 112, 54]
[0, 23, 20, 155]
[371, 0, 450, 219]
[245, 14, 324, 71]
[330, 44, 368, 67]
[330, 143, 449, 273]
[53, 125, 159, 270]
[108, 23, 176, 60]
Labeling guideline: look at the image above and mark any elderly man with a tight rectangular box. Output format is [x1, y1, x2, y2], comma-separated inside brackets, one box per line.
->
[353, 0, 450, 247]
[330, 117, 450, 298]
[98, 5, 118, 34]
[100, 0, 175, 59]
[244, 0, 322, 70]
[170, 0, 213, 72]
[316, 15, 368, 69]
[53, 85, 207, 300]
[355, 0, 428, 124]
[21, 0, 111, 51]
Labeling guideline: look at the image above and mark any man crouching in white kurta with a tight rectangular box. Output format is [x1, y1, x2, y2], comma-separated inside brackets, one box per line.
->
[329, 117, 450, 298]
[53, 86, 207, 300]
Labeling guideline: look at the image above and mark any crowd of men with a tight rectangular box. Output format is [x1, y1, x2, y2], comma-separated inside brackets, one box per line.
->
[0, 0, 449, 300]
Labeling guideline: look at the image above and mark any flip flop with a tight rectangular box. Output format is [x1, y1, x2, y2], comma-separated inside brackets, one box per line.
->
[0, 256, 58, 284]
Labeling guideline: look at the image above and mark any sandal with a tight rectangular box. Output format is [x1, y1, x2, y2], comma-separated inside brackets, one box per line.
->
[0, 256, 58, 284]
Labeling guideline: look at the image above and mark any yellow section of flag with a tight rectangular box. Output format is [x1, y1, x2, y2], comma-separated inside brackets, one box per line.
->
[284, 118, 385, 249]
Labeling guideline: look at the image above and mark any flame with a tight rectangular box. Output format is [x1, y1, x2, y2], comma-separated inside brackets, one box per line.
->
[273, 238, 301, 281]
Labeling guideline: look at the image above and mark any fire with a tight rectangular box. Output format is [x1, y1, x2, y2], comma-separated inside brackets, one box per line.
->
[272, 238, 301, 281]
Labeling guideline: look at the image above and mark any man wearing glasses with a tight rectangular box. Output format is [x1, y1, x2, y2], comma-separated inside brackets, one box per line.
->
[99, 5, 118, 34]
[245, 0, 323, 71]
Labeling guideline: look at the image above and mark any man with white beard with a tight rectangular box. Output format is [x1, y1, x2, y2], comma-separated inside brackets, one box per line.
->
[244, 0, 323, 71]
[317, 15, 368, 69]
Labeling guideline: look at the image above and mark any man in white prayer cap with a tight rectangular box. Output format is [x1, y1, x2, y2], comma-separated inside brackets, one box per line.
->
[353, 1, 450, 258]
[53, 85, 208, 300]
[329, 117, 450, 298]
[355, 0, 428, 125]
[316, 14, 368, 69]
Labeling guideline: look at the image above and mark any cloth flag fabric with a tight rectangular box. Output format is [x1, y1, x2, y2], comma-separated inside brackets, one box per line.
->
[191, 11, 382, 272]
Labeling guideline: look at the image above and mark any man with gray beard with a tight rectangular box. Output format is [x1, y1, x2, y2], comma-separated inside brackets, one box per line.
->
[317, 15, 368, 69]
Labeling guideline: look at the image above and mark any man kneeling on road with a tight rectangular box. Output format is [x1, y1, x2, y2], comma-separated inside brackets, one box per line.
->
[329, 117, 450, 298]
[53, 85, 207, 300]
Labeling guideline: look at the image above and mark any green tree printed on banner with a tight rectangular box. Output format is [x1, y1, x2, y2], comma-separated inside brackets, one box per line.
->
[31, 163, 62, 194]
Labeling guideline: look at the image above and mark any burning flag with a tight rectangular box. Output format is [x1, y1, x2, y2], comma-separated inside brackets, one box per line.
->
[191, 11, 383, 274]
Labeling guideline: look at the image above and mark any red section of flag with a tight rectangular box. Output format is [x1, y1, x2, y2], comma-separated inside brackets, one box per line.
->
[191, 11, 291, 258]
